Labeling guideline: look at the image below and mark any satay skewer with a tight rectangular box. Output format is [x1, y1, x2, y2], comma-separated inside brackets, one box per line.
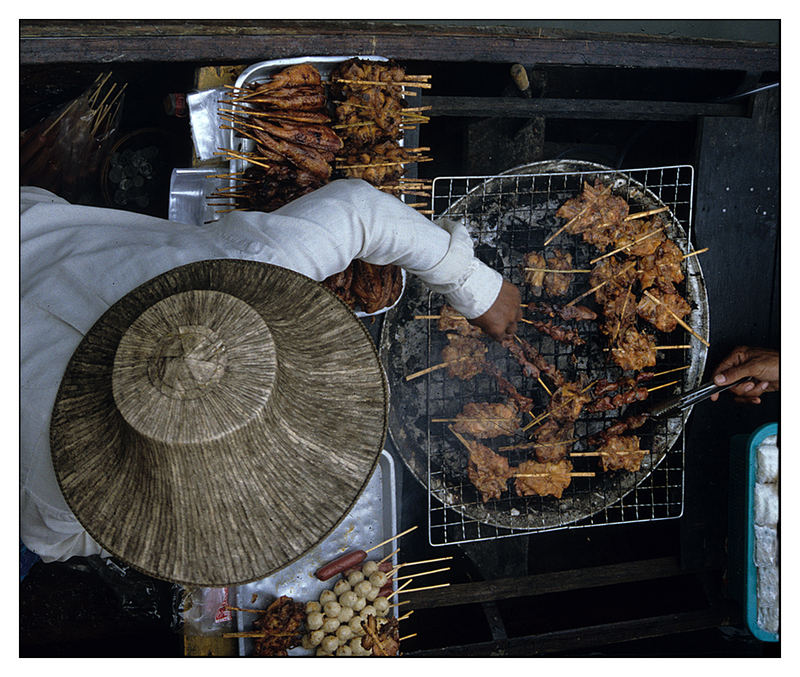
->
[336, 158, 434, 169]
[645, 379, 680, 393]
[642, 290, 710, 347]
[682, 247, 709, 259]
[498, 439, 578, 452]
[570, 450, 647, 457]
[537, 377, 552, 396]
[405, 355, 474, 381]
[651, 364, 691, 377]
[378, 547, 400, 565]
[400, 633, 418, 641]
[522, 267, 592, 273]
[522, 381, 597, 431]
[623, 206, 669, 221]
[394, 566, 451, 581]
[589, 228, 664, 265]
[394, 583, 451, 595]
[564, 262, 637, 307]
[331, 78, 432, 88]
[397, 556, 454, 568]
[386, 579, 415, 601]
[364, 525, 418, 554]
[544, 206, 588, 246]
[397, 611, 415, 622]
[514, 471, 596, 478]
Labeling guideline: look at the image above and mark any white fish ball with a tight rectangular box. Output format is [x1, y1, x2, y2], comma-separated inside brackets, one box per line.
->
[348, 616, 365, 636]
[354, 580, 372, 597]
[333, 579, 351, 596]
[336, 645, 353, 657]
[365, 585, 381, 602]
[360, 605, 376, 619]
[319, 589, 337, 605]
[321, 635, 339, 654]
[323, 601, 342, 618]
[309, 629, 325, 647]
[373, 596, 390, 615]
[361, 560, 379, 576]
[369, 571, 388, 587]
[336, 625, 354, 643]
[321, 617, 341, 634]
[337, 605, 355, 623]
[347, 570, 365, 586]
[305, 601, 321, 614]
[352, 596, 367, 612]
[306, 611, 324, 630]
[339, 590, 358, 608]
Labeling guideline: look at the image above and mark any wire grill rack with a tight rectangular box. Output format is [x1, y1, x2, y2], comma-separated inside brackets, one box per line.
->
[423, 163, 704, 546]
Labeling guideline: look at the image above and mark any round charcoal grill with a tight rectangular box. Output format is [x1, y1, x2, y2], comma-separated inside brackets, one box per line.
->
[379, 161, 709, 545]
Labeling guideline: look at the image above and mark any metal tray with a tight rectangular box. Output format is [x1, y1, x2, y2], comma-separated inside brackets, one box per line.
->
[232, 449, 397, 656]
[228, 54, 407, 318]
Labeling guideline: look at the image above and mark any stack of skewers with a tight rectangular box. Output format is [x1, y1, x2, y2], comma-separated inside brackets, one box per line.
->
[213, 58, 433, 315]
[223, 525, 447, 656]
[408, 179, 708, 506]
[20, 72, 126, 204]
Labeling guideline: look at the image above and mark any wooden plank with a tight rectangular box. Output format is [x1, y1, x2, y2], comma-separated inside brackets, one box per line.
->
[421, 95, 748, 120]
[405, 606, 731, 656]
[401, 556, 683, 610]
[20, 20, 779, 72]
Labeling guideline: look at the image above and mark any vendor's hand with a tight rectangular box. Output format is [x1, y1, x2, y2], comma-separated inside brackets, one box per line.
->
[710, 345, 779, 404]
[470, 280, 522, 341]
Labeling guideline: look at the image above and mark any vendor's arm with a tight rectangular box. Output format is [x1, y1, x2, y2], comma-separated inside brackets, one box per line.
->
[214, 178, 508, 325]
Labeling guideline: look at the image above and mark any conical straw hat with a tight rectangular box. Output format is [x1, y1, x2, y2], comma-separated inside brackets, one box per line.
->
[50, 259, 388, 587]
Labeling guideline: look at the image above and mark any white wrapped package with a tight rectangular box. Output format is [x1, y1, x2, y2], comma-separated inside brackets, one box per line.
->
[756, 437, 779, 484]
[754, 482, 779, 526]
[754, 524, 778, 566]
[757, 565, 780, 606]
[758, 605, 780, 634]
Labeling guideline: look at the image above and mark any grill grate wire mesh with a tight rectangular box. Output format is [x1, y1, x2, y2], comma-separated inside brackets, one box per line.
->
[424, 165, 699, 546]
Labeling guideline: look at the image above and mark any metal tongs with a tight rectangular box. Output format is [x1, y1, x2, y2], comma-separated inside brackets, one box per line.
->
[646, 376, 749, 418]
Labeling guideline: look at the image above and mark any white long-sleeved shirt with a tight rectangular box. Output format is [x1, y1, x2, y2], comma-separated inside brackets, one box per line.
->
[20, 178, 502, 562]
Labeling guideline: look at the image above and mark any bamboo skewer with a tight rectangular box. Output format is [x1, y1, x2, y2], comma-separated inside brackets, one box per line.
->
[336, 158, 433, 169]
[388, 601, 411, 608]
[651, 364, 691, 378]
[522, 380, 596, 431]
[564, 262, 636, 307]
[331, 78, 432, 89]
[589, 228, 664, 265]
[537, 377, 552, 396]
[544, 206, 587, 246]
[394, 566, 451, 581]
[522, 267, 592, 273]
[570, 450, 648, 457]
[397, 610, 415, 622]
[394, 583, 451, 595]
[646, 379, 679, 393]
[515, 472, 596, 478]
[397, 556, 454, 568]
[400, 633, 418, 641]
[386, 579, 414, 601]
[623, 206, 669, 221]
[364, 525, 418, 554]
[498, 439, 578, 452]
[223, 631, 267, 638]
[405, 355, 472, 381]
[378, 547, 400, 565]
[642, 290, 710, 347]
[656, 345, 692, 350]
[682, 247, 709, 260]
[225, 605, 266, 614]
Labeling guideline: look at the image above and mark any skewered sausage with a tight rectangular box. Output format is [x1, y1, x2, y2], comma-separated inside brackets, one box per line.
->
[315, 550, 367, 580]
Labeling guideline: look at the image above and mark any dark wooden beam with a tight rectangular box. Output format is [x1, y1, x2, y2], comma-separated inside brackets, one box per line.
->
[405, 556, 686, 610]
[20, 20, 778, 73]
[421, 95, 749, 121]
[405, 606, 732, 656]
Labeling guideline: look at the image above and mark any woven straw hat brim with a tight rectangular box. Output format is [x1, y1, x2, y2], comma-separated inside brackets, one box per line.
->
[50, 259, 388, 587]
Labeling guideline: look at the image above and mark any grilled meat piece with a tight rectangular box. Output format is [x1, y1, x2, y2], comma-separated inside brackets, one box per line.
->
[638, 238, 684, 291]
[556, 180, 630, 251]
[611, 327, 658, 371]
[452, 401, 521, 438]
[513, 335, 566, 386]
[593, 373, 657, 396]
[522, 251, 547, 295]
[526, 300, 597, 322]
[596, 435, 649, 473]
[587, 413, 650, 446]
[442, 334, 488, 380]
[252, 595, 306, 657]
[361, 614, 400, 656]
[437, 305, 483, 337]
[514, 459, 574, 498]
[483, 362, 535, 412]
[525, 318, 585, 346]
[590, 257, 637, 306]
[613, 216, 666, 257]
[532, 419, 575, 463]
[544, 248, 574, 296]
[467, 439, 514, 503]
[636, 287, 691, 333]
[547, 382, 592, 423]
[246, 63, 323, 93]
[586, 385, 650, 413]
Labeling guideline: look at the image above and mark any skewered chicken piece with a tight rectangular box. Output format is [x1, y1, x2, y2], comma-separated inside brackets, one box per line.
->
[436, 304, 484, 337]
[451, 401, 521, 438]
[555, 180, 630, 251]
[544, 248, 574, 296]
[596, 435, 649, 473]
[349, 260, 403, 314]
[636, 287, 691, 333]
[467, 439, 514, 503]
[637, 238, 684, 292]
[524, 318, 585, 346]
[238, 63, 323, 94]
[508, 335, 567, 386]
[360, 614, 400, 656]
[251, 595, 306, 657]
[514, 459, 574, 498]
[526, 300, 597, 322]
[523, 251, 547, 295]
[532, 419, 576, 463]
[483, 362, 535, 412]
[593, 372, 657, 396]
[589, 257, 638, 305]
[546, 382, 592, 423]
[586, 385, 649, 413]
[441, 333, 488, 380]
[611, 327, 658, 371]
[613, 216, 667, 257]
[587, 413, 650, 446]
